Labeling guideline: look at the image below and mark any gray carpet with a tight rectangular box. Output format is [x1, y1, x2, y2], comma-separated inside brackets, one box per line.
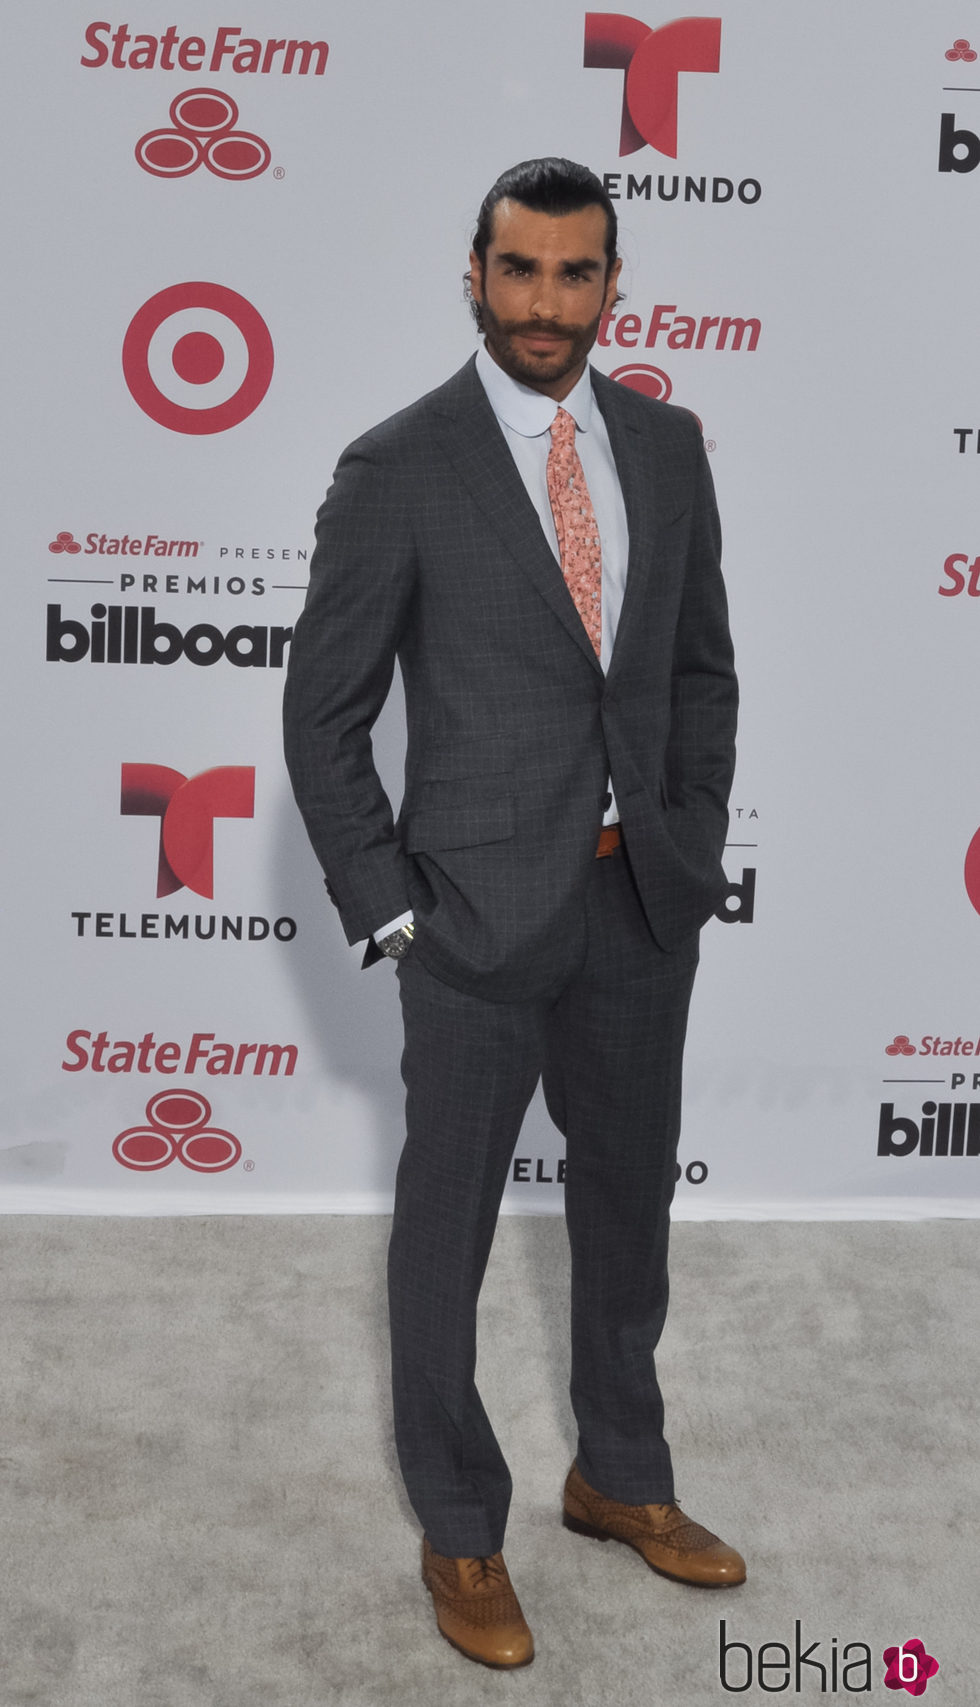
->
[0, 1217, 975, 1705]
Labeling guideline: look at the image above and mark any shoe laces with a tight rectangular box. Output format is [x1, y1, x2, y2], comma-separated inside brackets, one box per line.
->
[464, 1555, 507, 1590]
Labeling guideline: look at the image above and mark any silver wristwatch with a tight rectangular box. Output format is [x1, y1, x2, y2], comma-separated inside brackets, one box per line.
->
[379, 922, 415, 960]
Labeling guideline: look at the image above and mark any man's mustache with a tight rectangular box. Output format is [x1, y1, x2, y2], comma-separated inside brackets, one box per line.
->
[500, 320, 580, 338]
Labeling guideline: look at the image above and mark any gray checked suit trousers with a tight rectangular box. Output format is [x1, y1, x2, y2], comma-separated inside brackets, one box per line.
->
[387, 841, 699, 1558]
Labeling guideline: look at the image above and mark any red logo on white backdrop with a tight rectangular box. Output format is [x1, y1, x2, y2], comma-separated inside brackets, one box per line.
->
[120, 764, 255, 898]
[584, 14, 721, 157]
[113, 1089, 242, 1172]
[122, 282, 274, 434]
[49, 531, 82, 555]
[965, 826, 980, 916]
[610, 364, 705, 434]
[610, 362, 672, 400]
[136, 89, 271, 178]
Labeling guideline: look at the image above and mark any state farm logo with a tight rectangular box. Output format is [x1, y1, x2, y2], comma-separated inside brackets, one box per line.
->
[50, 529, 200, 561]
[584, 13, 720, 157]
[64, 1028, 297, 1078]
[885, 1035, 917, 1057]
[136, 89, 270, 179]
[608, 365, 707, 439]
[600, 303, 761, 354]
[610, 363, 673, 401]
[120, 764, 254, 898]
[939, 552, 980, 594]
[600, 301, 760, 433]
[114, 1089, 241, 1172]
[886, 1032, 980, 1062]
[82, 23, 328, 76]
[122, 282, 273, 434]
[49, 530, 82, 556]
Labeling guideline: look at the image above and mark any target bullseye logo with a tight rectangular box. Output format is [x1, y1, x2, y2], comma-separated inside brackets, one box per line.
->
[122, 282, 274, 434]
[113, 1089, 242, 1173]
[136, 88, 271, 180]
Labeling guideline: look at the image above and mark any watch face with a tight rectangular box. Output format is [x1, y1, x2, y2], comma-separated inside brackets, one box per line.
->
[381, 927, 413, 959]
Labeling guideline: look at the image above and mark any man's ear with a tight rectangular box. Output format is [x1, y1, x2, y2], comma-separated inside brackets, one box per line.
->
[603, 257, 623, 314]
[468, 249, 484, 305]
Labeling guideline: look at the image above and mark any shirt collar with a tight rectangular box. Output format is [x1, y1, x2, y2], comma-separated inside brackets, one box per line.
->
[476, 342, 594, 439]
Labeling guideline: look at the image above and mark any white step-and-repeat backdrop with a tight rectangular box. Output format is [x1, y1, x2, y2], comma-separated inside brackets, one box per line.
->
[4, 2, 979, 1216]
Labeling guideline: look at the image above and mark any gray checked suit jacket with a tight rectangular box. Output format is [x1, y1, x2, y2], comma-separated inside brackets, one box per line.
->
[283, 354, 737, 1003]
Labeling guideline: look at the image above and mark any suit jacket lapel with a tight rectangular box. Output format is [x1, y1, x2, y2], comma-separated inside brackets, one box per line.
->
[592, 371, 664, 683]
[431, 360, 603, 673]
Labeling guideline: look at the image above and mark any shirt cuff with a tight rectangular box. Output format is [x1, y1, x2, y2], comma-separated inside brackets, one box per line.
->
[374, 910, 414, 945]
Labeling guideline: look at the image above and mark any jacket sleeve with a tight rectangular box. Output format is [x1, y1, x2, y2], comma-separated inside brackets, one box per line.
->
[282, 437, 418, 945]
[663, 430, 738, 870]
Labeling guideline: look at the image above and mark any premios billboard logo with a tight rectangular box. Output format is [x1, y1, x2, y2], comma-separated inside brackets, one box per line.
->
[879, 1015, 980, 1160]
[136, 88, 270, 178]
[940, 37, 980, 174]
[46, 603, 292, 667]
[45, 527, 298, 603]
[122, 282, 273, 434]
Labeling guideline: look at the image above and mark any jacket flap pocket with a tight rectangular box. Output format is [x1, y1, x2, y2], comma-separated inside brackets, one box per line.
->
[402, 790, 514, 853]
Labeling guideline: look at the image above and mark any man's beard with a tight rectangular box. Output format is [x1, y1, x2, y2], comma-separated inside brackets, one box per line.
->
[479, 293, 603, 393]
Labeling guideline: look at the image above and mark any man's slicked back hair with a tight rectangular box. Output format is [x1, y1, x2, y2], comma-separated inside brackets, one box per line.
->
[472, 157, 619, 273]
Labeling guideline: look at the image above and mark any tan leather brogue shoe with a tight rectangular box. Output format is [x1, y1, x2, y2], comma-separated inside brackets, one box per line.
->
[562, 1462, 746, 1587]
[421, 1539, 534, 1668]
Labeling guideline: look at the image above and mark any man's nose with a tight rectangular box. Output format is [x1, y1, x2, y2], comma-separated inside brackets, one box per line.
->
[529, 274, 561, 320]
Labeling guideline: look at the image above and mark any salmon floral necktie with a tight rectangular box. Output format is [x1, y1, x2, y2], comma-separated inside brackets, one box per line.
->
[546, 406, 602, 658]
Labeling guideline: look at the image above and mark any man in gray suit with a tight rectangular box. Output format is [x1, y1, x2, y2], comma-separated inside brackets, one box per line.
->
[283, 157, 743, 1669]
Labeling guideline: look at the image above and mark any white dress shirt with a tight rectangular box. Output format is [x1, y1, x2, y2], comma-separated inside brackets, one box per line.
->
[375, 344, 631, 945]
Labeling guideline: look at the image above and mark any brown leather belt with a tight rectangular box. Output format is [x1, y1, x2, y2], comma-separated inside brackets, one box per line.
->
[596, 825, 622, 858]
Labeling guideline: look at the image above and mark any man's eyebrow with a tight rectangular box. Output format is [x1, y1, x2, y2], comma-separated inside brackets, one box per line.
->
[492, 250, 603, 273]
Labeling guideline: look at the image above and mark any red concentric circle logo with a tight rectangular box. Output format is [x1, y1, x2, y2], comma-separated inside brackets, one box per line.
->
[146, 1088, 211, 1132]
[49, 530, 82, 555]
[610, 362, 673, 401]
[122, 282, 274, 435]
[965, 825, 980, 916]
[113, 1090, 242, 1173]
[135, 89, 271, 180]
[112, 1126, 177, 1171]
[172, 88, 239, 133]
